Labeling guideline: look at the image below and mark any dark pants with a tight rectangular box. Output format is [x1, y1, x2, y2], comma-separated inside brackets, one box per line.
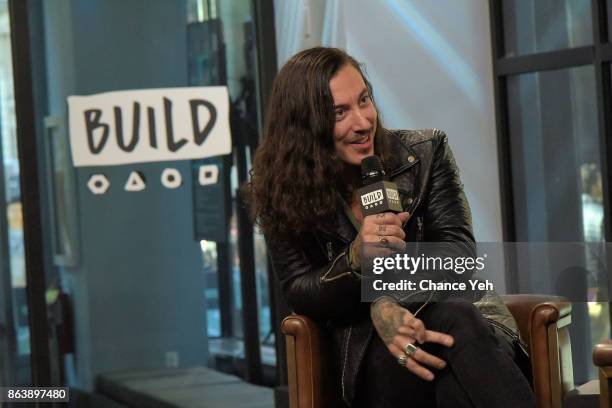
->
[353, 299, 536, 408]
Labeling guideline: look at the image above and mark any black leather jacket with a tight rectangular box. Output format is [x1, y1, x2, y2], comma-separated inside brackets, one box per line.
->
[267, 129, 519, 405]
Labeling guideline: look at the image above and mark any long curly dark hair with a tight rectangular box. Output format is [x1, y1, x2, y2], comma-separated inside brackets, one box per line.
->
[246, 47, 384, 238]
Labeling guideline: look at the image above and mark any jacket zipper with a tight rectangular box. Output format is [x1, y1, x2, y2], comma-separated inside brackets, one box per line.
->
[341, 326, 352, 404]
[485, 317, 527, 352]
[320, 251, 351, 282]
[416, 216, 424, 241]
[406, 196, 421, 219]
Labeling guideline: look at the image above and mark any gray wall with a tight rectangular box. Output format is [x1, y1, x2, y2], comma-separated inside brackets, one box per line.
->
[42, 0, 207, 390]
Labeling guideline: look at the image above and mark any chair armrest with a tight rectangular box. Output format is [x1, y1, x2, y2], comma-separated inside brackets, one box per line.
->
[281, 314, 326, 408]
[501, 294, 571, 346]
[500, 294, 571, 321]
[593, 341, 612, 408]
[594, 341, 612, 368]
[501, 294, 572, 408]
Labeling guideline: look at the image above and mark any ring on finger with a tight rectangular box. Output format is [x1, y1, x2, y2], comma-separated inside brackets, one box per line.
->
[377, 235, 388, 244]
[397, 354, 407, 366]
[405, 343, 419, 356]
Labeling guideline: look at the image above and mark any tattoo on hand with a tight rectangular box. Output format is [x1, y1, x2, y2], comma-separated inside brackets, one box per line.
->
[371, 298, 407, 345]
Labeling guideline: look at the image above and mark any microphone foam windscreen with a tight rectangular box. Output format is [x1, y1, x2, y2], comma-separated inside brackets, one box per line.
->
[361, 156, 384, 178]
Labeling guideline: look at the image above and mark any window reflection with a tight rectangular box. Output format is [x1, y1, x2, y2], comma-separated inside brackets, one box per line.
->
[201, 240, 220, 338]
[254, 229, 271, 343]
[507, 65, 608, 382]
[188, 0, 275, 376]
[579, 163, 610, 373]
[502, 0, 593, 57]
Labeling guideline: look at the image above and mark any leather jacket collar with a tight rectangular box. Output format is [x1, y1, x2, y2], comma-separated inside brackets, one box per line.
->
[382, 128, 421, 178]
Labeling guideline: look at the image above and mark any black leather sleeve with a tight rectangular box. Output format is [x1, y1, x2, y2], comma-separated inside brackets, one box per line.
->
[266, 234, 363, 323]
[423, 130, 475, 244]
[395, 131, 479, 308]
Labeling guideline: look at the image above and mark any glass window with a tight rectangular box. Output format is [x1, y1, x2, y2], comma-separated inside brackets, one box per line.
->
[255, 230, 271, 343]
[0, 0, 31, 387]
[201, 240, 220, 338]
[507, 65, 607, 382]
[192, 0, 276, 372]
[502, 0, 593, 57]
[8, 0, 275, 402]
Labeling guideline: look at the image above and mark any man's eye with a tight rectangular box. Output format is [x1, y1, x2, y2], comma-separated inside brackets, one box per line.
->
[335, 109, 346, 119]
[359, 95, 371, 105]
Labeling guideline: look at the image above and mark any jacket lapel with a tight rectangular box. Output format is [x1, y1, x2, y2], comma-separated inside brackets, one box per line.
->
[384, 130, 420, 178]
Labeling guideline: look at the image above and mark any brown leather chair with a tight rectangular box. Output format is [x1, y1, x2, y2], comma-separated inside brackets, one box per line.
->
[282, 294, 573, 408]
[561, 340, 612, 408]
[593, 341, 612, 408]
[502, 295, 573, 408]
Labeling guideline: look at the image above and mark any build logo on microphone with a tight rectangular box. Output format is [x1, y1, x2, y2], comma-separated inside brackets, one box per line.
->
[386, 188, 400, 207]
[358, 181, 403, 215]
[361, 189, 384, 209]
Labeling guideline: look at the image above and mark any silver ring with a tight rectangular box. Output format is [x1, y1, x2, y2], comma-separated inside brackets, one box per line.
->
[404, 343, 419, 356]
[397, 354, 407, 366]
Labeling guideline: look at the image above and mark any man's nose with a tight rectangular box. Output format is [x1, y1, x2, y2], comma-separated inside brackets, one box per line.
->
[350, 109, 371, 131]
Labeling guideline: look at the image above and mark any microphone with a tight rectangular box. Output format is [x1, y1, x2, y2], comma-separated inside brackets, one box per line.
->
[357, 156, 402, 216]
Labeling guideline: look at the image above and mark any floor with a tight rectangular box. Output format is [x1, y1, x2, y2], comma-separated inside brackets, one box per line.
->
[96, 367, 274, 408]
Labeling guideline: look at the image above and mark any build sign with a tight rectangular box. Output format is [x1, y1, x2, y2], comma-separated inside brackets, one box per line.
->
[68, 87, 231, 167]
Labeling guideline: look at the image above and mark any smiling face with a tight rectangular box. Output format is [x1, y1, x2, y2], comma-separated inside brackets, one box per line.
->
[330, 64, 378, 167]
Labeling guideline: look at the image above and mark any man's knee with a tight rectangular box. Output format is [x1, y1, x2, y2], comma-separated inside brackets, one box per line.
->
[424, 298, 490, 337]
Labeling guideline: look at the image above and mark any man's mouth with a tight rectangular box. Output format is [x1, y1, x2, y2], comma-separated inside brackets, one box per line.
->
[350, 133, 371, 145]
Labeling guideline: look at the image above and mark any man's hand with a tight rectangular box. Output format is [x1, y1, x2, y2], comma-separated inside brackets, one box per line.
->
[350, 212, 410, 270]
[370, 297, 454, 381]
[362, 212, 410, 245]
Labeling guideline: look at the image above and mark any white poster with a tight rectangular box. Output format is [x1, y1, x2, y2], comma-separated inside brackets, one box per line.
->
[68, 87, 232, 167]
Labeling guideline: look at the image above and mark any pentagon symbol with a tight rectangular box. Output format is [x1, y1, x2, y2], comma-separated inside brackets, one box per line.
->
[88, 174, 110, 195]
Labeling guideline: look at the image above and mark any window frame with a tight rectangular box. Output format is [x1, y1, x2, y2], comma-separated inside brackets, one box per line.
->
[489, 0, 612, 293]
